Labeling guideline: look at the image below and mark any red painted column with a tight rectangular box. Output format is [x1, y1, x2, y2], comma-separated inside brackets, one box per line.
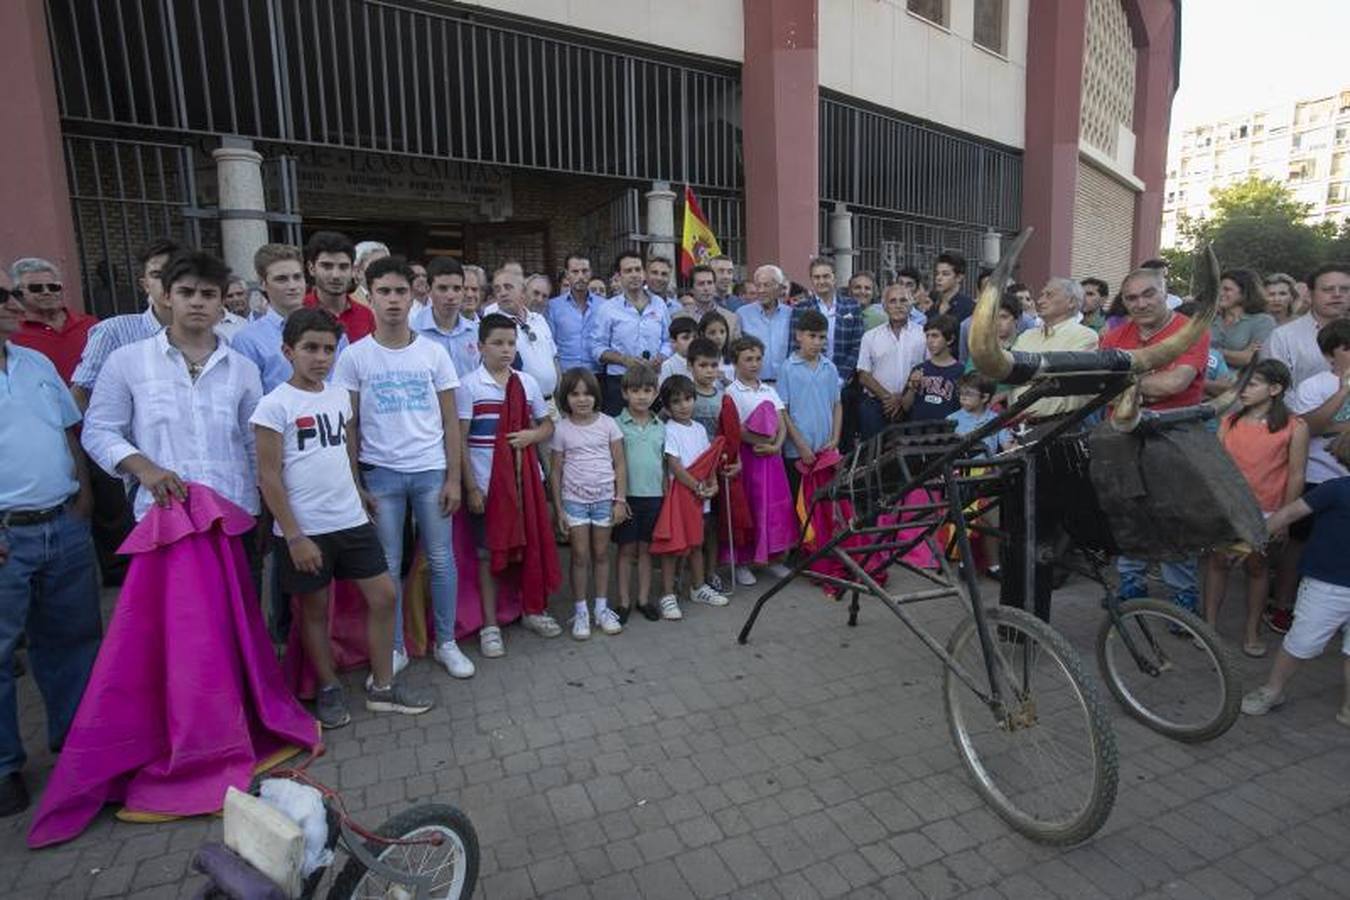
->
[0, 0, 81, 311]
[1018, 0, 1087, 290]
[741, 0, 818, 283]
[1130, 0, 1179, 264]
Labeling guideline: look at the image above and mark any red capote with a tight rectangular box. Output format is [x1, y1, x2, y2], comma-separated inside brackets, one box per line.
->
[651, 436, 726, 556]
[714, 395, 754, 549]
[484, 372, 560, 611]
[795, 450, 889, 593]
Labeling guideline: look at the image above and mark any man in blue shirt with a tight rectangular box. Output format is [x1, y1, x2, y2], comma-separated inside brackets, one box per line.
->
[0, 272, 101, 817]
[591, 251, 670, 414]
[711, 255, 743, 310]
[412, 256, 480, 377]
[231, 243, 326, 392]
[738, 265, 794, 383]
[546, 252, 606, 374]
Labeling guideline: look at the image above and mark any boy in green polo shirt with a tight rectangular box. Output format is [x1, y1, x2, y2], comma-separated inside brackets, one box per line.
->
[613, 365, 666, 622]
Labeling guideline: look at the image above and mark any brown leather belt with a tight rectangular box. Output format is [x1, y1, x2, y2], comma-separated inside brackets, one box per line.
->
[0, 498, 71, 528]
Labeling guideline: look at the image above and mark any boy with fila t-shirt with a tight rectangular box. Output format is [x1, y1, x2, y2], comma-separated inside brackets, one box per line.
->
[251, 308, 433, 728]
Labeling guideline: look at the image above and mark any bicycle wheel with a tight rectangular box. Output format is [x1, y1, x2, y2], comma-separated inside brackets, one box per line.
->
[943, 606, 1118, 845]
[328, 803, 478, 900]
[1097, 597, 1241, 743]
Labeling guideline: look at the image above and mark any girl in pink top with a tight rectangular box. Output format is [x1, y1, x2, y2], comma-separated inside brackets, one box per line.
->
[1204, 360, 1309, 657]
[548, 368, 629, 640]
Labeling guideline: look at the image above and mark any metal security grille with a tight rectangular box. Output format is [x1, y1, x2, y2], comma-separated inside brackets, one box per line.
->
[62, 136, 208, 319]
[46, 0, 743, 190]
[820, 93, 1022, 233]
[853, 214, 988, 286]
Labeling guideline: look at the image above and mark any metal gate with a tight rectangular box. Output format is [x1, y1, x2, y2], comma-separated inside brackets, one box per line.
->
[63, 135, 302, 318]
[577, 188, 643, 275]
[63, 136, 206, 319]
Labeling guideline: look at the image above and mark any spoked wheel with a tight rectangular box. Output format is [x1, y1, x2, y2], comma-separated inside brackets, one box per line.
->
[328, 804, 479, 900]
[1097, 597, 1241, 743]
[943, 606, 1118, 845]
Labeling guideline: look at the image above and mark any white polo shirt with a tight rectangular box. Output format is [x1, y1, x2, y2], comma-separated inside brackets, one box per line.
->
[484, 303, 559, 397]
[857, 319, 928, 396]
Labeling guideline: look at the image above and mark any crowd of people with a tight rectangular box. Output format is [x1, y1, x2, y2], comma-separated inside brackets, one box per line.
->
[2, 230, 1349, 830]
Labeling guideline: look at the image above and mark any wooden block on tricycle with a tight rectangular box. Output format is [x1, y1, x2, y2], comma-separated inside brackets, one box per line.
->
[222, 786, 306, 899]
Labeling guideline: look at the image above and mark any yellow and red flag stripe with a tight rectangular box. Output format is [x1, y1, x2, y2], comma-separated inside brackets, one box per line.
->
[679, 185, 722, 277]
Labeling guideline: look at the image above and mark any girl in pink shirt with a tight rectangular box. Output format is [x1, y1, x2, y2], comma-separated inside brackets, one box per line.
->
[549, 368, 629, 640]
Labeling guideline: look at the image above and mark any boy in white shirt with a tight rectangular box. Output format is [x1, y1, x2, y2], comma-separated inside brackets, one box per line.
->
[658, 318, 696, 386]
[252, 309, 433, 727]
[334, 256, 471, 682]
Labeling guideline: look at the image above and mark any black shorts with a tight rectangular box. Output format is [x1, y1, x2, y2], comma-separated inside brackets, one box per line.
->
[1289, 482, 1321, 542]
[273, 522, 389, 595]
[613, 496, 662, 545]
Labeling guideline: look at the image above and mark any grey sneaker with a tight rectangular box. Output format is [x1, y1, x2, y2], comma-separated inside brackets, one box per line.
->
[1240, 685, 1285, 716]
[366, 681, 435, 716]
[315, 684, 351, 729]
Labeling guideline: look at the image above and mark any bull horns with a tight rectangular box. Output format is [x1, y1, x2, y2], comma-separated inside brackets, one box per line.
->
[967, 234, 1221, 388]
[967, 229, 1032, 382]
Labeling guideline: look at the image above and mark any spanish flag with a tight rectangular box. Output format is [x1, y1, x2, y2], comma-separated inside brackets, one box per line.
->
[679, 185, 722, 277]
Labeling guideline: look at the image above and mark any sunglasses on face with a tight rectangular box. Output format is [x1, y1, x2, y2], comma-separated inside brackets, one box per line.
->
[22, 282, 62, 294]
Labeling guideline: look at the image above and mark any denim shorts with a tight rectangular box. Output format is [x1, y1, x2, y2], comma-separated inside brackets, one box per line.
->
[562, 498, 613, 528]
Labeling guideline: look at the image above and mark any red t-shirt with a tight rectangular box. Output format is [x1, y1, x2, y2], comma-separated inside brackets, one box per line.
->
[303, 289, 375, 342]
[12, 309, 98, 383]
[1101, 313, 1210, 410]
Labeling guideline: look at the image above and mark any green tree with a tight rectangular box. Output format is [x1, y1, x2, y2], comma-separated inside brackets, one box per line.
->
[1164, 176, 1332, 291]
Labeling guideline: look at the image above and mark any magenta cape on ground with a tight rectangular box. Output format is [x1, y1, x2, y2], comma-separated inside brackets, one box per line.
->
[28, 484, 319, 848]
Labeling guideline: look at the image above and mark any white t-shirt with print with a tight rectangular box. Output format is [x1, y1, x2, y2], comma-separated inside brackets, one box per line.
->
[249, 382, 369, 536]
[334, 334, 460, 472]
[1290, 371, 1350, 483]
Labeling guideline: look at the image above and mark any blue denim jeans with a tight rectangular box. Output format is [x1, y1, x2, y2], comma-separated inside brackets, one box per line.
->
[0, 510, 102, 777]
[363, 466, 457, 652]
[1117, 555, 1199, 612]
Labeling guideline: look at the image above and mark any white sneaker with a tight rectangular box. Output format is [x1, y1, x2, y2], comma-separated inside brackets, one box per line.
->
[764, 562, 793, 579]
[658, 594, 684, 620]
[479, 625, 506, 658]
[1240, 685, 1286, 716]
[735, 566, 757, 586]
[595, 607, 623, 635]
[571, 611, 592, 640]
[691, 584, 730, 607]
[434, 640, 476, 679]
[522, 613, 563, 638]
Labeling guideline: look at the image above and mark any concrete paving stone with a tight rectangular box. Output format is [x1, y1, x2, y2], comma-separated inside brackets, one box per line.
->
[770, 870, 820, 899]
[527, 851, 581, 894]
[547, 782, 597, 824]
[603, 837, 643, 872]
[1182, 865, 1256, 900]
[85, 863, 136, 899]
[597, 809, 638, 841]
[129, 850, 193, 891]
[800, 860, 852, 897]
[630, 858, 693, 900]
[716, 834, 779, 887]
[480, 866, 534, 900]
[887, 829, 945, 868]
[921, 817, 979, 854]
[673, 845, 737, 899]
[905, 860, 968, 899]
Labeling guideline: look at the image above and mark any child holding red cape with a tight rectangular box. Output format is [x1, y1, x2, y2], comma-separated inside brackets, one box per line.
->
[652, 376, 731, 611]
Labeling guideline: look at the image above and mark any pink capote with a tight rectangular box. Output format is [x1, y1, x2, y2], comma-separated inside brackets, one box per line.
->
[284, 508, 523, 697]
[794, 450, 892, 594]
[724, 400, 797, 564]
[29, 484, 319, 848]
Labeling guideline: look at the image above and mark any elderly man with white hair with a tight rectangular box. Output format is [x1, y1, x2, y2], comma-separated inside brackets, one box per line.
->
[1007, 277, 1100, 422]
[8, 257, 98, 385]
[352, 240, 390, 305]
[738, 264, 795, 382]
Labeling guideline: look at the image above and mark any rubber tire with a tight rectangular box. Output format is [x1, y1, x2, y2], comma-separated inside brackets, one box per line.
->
[1096, 597, 1241, 743]
[328, 803, 479, 900]
[944, 606, 1119, 846]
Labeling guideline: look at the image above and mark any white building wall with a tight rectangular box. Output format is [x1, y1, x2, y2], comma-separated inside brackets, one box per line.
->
[817, 0, 1028, 149]
[452, 0, 745, 62]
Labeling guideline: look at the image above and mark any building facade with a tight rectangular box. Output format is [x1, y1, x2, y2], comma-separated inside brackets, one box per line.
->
[3, 0, 1178, 317]
[1162, 89, 1350, 248]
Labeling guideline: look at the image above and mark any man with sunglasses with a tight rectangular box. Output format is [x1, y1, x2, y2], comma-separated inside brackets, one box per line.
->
[483, 266, 560, 401]
[0, 266, 101, 817]
[8, 259, 97, 385]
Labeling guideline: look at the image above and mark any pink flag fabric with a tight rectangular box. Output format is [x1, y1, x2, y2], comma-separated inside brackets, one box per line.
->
[28, 484, 319, 848]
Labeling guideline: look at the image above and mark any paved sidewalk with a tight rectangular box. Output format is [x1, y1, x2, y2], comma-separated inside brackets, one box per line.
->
[2, 569, 1348, 899]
